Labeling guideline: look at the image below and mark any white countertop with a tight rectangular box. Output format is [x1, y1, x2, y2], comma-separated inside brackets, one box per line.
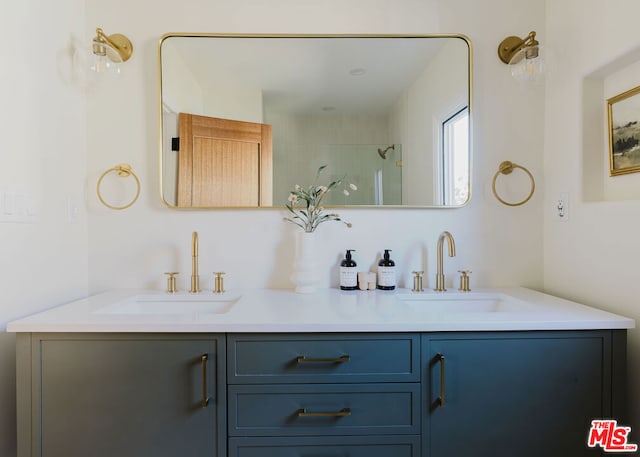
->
[6, 287, 635, 333]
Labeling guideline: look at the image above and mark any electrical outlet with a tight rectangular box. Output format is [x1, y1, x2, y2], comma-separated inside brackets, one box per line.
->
[556, 192, 569, 221]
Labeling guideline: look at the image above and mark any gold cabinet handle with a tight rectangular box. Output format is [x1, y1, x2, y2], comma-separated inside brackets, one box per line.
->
[201, 354, 210, 408]
[297, 408, 351, 417]
[436, 353, 445, 407]
[296, 355, 350, 363]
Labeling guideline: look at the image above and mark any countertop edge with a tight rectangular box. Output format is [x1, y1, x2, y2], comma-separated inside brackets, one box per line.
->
[5, 287, 636, 333]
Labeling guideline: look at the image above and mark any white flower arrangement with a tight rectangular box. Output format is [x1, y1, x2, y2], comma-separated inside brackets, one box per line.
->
[284, 165, 356, 233]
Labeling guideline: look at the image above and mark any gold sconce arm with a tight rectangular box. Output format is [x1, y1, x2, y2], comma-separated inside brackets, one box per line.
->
[93, 28, 133, 63]
[498, 31, 539, 64]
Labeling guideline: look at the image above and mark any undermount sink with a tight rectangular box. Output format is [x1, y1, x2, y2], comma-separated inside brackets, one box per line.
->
[94, 293, 240, 315]
[395, 292, 535, 313]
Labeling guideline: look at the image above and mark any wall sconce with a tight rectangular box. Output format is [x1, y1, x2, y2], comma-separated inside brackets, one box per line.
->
[72, 28, 133, 88]
[89, 28, 133, 74]
[497, 31, 544, 83]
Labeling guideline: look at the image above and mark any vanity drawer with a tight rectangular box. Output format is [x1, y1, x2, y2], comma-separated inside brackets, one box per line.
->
[227, 333, 419, 383]
[228, 383, 420, 436]
[228, 435, 420, 457]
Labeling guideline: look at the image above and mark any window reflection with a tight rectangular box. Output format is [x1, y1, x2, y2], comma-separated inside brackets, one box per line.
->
[441, 107, 469, 206]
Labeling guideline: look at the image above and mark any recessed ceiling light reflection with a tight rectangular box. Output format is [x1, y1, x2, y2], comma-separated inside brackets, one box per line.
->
[349, 68, 366, 76]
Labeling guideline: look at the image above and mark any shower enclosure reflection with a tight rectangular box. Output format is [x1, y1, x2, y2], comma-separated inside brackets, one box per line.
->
[273, 144, 403, 206]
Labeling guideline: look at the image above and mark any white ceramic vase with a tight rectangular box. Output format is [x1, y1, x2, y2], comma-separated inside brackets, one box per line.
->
[290, 231, 320, 293]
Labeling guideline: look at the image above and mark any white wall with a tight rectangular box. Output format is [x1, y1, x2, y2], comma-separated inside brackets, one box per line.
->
[85, 0, 545, 294]
[544, 0, 640, 428]
[161, 41, 204, 115]
[203, 86, 264, 123]
[0, 0, 88, 454]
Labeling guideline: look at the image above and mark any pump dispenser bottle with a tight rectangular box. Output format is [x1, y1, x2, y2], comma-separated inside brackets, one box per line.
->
[377, 249, 396, 290]
[339, 250, 358, 290]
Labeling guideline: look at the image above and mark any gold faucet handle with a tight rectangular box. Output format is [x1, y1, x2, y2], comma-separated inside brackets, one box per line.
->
[411, 271, 424, 292]
[458, 270, 472, 292]
[213, 272, 225, 294]
[164, 272, 179, 294]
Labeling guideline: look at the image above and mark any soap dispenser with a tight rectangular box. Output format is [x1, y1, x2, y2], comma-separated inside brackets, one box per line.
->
[377, 249, 396, 290]
[340, 250, 358, 290]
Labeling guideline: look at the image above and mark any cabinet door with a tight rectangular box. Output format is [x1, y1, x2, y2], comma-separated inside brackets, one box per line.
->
[424, 331, 612, 457]
[36, 335, 225, 457]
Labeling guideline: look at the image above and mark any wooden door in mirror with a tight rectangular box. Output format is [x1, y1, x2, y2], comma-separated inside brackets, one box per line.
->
[176, 114, 273, 207]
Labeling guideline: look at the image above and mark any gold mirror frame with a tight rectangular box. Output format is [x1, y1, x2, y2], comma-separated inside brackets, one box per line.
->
[158, 33, 473, 209]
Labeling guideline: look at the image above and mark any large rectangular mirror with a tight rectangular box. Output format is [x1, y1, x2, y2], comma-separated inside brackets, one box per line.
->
[159, 34, 472, 208]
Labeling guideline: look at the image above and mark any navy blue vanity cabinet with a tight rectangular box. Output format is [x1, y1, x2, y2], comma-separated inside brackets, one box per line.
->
[15, 329, 627, 457]
[15, 333, 226, 457]
[227, 333, 421, 457]
[423, 330, 626, 457]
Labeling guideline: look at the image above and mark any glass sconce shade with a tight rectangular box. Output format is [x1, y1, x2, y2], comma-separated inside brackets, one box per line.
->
[509, 44, 544, 83]
[90, 39, 123, 75]
[72, 28, 133, 86]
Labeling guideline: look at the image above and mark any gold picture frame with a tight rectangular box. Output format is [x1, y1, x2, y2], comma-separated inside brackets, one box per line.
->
[608, 85, 640, 176]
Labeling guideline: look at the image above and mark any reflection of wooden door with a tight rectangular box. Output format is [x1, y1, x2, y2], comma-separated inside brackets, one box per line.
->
[177, 114, 272, 207]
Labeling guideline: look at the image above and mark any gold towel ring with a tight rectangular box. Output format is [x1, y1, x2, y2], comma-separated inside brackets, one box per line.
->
[97, 164, 140, 210]
[492, 161, 535, 207]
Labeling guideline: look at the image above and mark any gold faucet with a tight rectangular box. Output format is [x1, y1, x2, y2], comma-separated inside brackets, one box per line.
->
[435, 231, 456, 292]
[190, 231, 200, 293]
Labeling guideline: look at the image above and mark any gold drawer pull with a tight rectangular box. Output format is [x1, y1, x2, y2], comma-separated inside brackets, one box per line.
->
[436, 353, 445, 407]
[297, 408, 351, 417]
[296, 355, 350, 363]
[201, 354, 210, 408]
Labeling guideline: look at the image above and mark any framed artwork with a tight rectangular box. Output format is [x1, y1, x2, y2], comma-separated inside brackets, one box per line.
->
[608, 85, 640, 176]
